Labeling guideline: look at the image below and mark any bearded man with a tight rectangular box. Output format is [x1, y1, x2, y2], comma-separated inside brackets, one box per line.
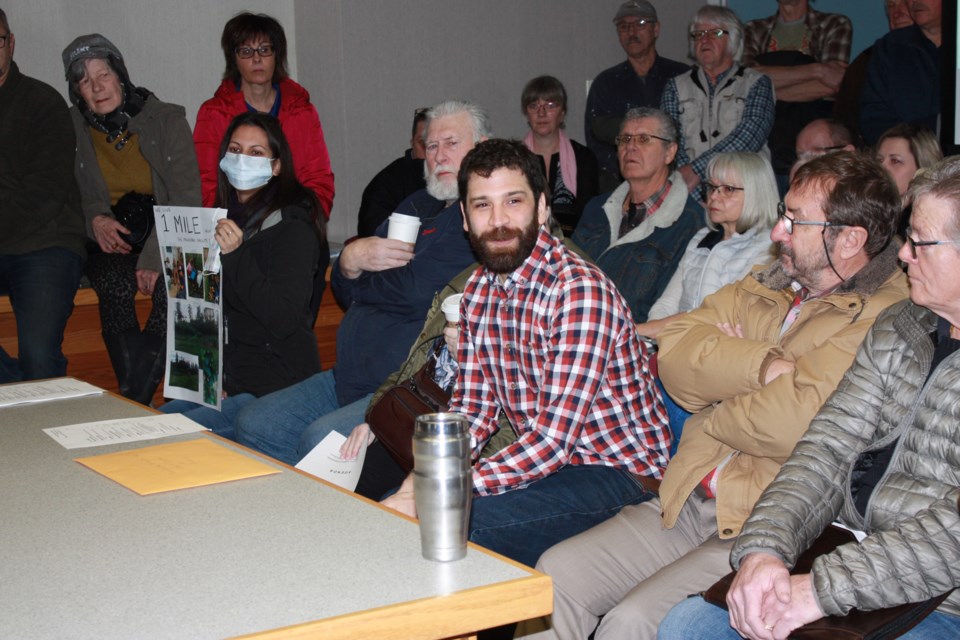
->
[381, 139, 671, 568]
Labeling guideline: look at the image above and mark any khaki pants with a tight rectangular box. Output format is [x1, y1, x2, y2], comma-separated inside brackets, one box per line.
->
[529, 495, 734, 640]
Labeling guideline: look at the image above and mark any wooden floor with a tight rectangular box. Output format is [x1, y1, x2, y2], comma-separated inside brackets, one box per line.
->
[0, 275, 343, 407]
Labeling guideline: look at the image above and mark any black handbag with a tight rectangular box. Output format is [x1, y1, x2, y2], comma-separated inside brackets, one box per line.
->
[703, 525, 951, 639]
[112, 191, 157, 252]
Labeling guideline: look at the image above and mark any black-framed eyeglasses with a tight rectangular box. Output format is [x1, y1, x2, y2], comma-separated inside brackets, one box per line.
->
[615, 132, 672, 147]
[617, 18, 656, 33]
[235, 44, 275, 59]
[778, 202, 849, 282]
[525, 101, 561, 114]
[704, 182, 744, 198]
[904, 226, 960, 260]
[0, 33, 9, 48]
[776, 202, 844, 235]
[689, 29, 729, 41]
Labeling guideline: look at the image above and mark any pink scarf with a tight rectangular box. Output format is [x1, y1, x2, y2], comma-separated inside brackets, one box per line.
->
[523, 129, 578, 197]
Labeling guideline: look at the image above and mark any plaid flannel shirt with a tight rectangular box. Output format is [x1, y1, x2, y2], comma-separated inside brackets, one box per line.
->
[743, 8, 853, 67]
[450, 228, 670, 496]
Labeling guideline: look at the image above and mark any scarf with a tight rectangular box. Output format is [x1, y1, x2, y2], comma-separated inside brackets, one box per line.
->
[523, 129, 578, 197]
[79, 83, 152, 151]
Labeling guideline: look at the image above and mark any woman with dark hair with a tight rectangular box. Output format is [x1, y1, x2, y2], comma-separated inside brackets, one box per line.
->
[61, 33, 201, 405]
[193, 12, 334, 218]
[520, 75, 599, 234]
[162, 112, 328, 437]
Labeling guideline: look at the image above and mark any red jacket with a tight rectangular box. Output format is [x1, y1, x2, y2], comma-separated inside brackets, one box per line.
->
[193, 77, 335, 216]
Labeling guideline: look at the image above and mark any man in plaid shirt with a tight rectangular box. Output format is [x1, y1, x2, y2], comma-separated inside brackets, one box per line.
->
[383, 139, 671, 567]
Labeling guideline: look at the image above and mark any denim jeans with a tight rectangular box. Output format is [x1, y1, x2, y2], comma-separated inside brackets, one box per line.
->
[657, 595, 960, 640]
[468, 465, 655, 568]
[159, 394, 256, 441]
[233, 370, 344, 466]
[0, 247, 83, 382]
[656, 377, 690, 457]
[296, 394, 372, 461]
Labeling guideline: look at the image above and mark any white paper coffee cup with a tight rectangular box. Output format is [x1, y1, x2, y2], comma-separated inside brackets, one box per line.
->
[441, 294, 463, 324]
[387, 213, 421, 244]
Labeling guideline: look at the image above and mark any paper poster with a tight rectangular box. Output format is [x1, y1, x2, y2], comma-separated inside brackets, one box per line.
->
[155, 206, 227, 409]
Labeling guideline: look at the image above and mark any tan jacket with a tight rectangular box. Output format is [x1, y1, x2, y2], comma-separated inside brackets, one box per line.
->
[657, 243, 908, 537]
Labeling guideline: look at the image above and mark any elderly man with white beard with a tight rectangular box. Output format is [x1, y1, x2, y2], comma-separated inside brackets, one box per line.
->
[233, 100, 487, 465]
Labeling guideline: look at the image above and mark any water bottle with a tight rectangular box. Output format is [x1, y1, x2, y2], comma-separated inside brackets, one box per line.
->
[413, 412, 472, 562]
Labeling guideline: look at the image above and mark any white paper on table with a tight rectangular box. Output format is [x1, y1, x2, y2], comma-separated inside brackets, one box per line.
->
[296, 431, 367, 491]
[0, 378, 103, 408]
[43, 414, 209, 449]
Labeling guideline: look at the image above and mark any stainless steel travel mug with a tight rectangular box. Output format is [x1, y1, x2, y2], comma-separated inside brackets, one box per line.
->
[413, 412, 472, 562]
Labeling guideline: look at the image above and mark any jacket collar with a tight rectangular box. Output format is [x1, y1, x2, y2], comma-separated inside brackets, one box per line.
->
[602, 172, 691, 250]
[753, 239, 903, 298]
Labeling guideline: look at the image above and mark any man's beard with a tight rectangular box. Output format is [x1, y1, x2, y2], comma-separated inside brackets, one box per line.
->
[468, 216, 540, 274]
[425, 164, 459, 201]
[777, 237, 833, 291]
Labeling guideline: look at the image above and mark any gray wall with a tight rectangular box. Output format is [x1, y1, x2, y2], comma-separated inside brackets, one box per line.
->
[4, 0, 704, 243]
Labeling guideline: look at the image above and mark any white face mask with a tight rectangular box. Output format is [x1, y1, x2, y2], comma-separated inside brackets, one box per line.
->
[219, 152, 275, 191]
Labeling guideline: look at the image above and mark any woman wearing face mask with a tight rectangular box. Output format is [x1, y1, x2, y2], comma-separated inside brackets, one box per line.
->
[62, 34, 201, 405]
[161, 112, 328, 437]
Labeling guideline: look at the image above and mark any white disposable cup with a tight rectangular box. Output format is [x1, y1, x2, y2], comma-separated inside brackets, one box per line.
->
[441, 294, 463, 324]
[387, 213, 421, 244]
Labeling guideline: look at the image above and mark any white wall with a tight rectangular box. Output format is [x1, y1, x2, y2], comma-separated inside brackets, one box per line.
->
[4, 0, 703, 243]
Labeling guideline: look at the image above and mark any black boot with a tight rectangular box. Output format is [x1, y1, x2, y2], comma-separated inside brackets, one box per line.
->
[124, 334, 166, 406]
[102, 329, 142, 397]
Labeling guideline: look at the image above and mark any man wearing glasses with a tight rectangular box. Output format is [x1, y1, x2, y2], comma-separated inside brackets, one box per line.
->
[661, 5, 775, 196]
[586, 0, 688, 193]
[0, 7, 86, 383]
[532, 152, 907, 639]
[571, 107, 702, 323]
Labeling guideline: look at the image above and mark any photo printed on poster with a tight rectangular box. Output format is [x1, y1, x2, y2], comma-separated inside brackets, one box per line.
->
[155, 206, 227, 409]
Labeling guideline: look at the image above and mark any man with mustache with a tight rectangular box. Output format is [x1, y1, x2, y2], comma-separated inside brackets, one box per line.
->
[233, 101, 484, 465]
[860, 0, 942, 144]
[586, 1, 688, 193]
[533, 152, 908, 639]
[382, 139, 671, 569]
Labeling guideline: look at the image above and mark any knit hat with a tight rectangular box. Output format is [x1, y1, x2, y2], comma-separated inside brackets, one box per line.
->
[613, 0, 658, 23]
[61, 33, 131, 89]
[61, 33, 149, 150]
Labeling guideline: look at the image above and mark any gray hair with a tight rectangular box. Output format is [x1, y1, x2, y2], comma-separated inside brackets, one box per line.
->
[424, 100, 492, 144]
[621, 106, 678, 143]
[0, 8, 9, 33]
[706, 152, 779, 233]
[689, 5, 744, 63]
[906, 156, 960, 240]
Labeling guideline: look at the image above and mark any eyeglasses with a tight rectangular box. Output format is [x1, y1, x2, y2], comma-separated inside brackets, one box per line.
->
[776, 202, 845, 235]
[778, 202, 850, 282]
[235, 44, 275, 59]
[617, 19, 656, 33]
[704, 182, 744, 197]
[904, 226, 960, 260]
[689, 29, 729, 41]
[414, 107, 429, 116]
[0, 33, 9, 48]
[525, 101, 561, 114]
[615, 132, 672, 147]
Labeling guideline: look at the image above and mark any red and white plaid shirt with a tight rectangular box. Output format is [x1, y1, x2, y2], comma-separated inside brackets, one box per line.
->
[451, 228, 671, 496]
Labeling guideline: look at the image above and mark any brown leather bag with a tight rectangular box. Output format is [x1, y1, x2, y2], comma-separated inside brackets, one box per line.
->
[366, 347, 450, 473]
[703, 525, 951, 639]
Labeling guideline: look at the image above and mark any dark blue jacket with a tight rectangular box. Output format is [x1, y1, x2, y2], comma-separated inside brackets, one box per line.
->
[331, 189, 475, 405]
[572, 177, 703, 323]
[860, 25, 940, 145]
